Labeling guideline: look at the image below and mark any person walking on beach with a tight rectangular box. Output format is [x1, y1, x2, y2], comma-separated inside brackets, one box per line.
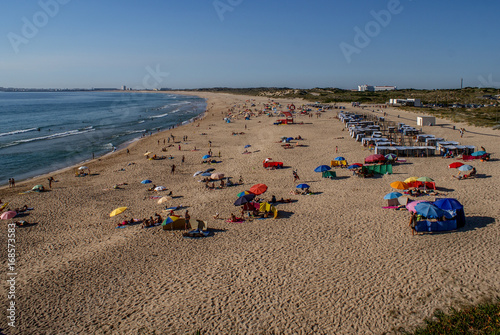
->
[184, 210, 191, 230]
[178, 144, 181, 151]
[11, 178, 15, 187]
[48, 177, 54, 188]
[171, 164, 176, 174]
[409, 212, 418, 236]
[8, 178, 12, 188]
[293, 170, 300, 182]
[181, 155, 185, 164]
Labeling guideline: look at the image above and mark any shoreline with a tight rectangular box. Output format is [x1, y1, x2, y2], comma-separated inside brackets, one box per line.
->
[0, 92, 498, 334]
[0, 91, 207, 189]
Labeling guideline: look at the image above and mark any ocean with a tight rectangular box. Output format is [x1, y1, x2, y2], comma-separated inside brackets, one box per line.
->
[0, 91, 206, 185]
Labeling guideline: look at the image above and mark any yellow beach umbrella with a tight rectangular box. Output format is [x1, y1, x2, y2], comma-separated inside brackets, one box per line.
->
[404, 177, 419, 183]
[110, 207, 127, 217]
[390, 181, 408, 190]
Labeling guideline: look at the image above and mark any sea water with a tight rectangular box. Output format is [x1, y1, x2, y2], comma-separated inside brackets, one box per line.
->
[0, 91, 206, 185]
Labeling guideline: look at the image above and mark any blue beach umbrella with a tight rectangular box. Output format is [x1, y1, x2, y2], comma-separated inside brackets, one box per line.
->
[234, 193, 256, 206]
[314, 165, 331, 172]
[458, 164, 473, 172]
[334, 156, 346, 161]
[141, 179, 152, 184]
[244, 144, 251, 148]
[202, 155, 211, 159]
[201, 172, 212, 177]
[415, 202, 452, 219]
[471, 151, 486, 156]
[348, 164, 362, 170]
[237, 191, 251, 197]
[384, 192, 402, 200]
[296, 184, 310, 189]
[433, 198, 463, 210]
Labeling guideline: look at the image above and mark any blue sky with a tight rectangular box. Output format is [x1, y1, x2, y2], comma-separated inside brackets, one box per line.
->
[1, 0, 499, 89]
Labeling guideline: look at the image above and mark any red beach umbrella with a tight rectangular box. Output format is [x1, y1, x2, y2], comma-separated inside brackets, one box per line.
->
[365, 154, 387, 164]
[448, 162, 464, 169]
[249, 183, 268, 195]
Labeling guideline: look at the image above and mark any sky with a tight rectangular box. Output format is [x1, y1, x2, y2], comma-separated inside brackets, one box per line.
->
[1, 0, 499, 90]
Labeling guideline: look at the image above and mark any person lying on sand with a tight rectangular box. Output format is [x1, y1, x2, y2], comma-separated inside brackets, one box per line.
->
[15, 220, 32, 227]
[15, 205, 29, 213]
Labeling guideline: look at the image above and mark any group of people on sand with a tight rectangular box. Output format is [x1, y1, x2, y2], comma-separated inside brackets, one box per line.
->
[453, 167, 477, 180]
[141, 213, 163, 228]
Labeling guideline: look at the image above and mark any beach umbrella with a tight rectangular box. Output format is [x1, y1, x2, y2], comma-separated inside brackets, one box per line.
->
[78, 166, 88, 170]
[162, 216, 180, 225]
[264, 158, 272, 162]
[448, 162, 464, 169]
[365, 154, 386, 164]
[202, 155, 211, 159]
[390, 181, 408, 190]
[143, 152, 152, 156]
[154, 186, 167, 191]
[404, 177, 419, 183]
[244, 144, 251, 148]
[415, 202, 451, 219]
[249, 183, 268, 195]
[384, 192, 403, 200]
[314, 165, 331, 172]
[434, 198, 463, 210]
[417, 177, 434, 182]
[234, 193, 255, 206]
[458, 164, 473, 172]
[157, 196, 172, 204]
[204, 168, 215, 173]
[334, 156, 346, 161]
[1, 211, 17, 220]
[141, 179, 152, 184]
[162, 215, 181, 230]
[211, 173, 224, 180]
[296, 183, 310, 189]
[385, 154, 397, 160]
[347, 164, 362, 170]
[237, 191, 251, 197]
[406, 200, 432, 213]
[471, 151, 486, 156]
[193, 171, 203, 177]
[201, 172, 212, 177]
[110, 207, 127, 217]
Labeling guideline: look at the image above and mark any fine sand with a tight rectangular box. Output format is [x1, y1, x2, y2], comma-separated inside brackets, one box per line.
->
[1, 92, 499, 334]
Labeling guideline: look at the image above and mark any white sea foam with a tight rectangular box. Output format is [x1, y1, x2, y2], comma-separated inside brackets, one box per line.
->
[0, 127, 37, 137]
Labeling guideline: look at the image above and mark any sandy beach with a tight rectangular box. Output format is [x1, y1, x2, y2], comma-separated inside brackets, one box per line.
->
[1, 91, 499, 334]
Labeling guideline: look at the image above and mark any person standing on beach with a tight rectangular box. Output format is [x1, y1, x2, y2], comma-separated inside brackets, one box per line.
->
[181, 155, 185, 164]
[184, 210, 191, 230]
[48, 177, 54, 188]
[171, 164, 176, 174]
[409, 212, 418, 236]
[11, 178, 15, 187]
[8, 178, 12, 188]
[178, 144, 181, 151]
[293, 170, 300, 182]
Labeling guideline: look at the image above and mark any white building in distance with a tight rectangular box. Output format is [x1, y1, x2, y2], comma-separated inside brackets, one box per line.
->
[358, 85, 397, 92]
[389, 98, 421, 107]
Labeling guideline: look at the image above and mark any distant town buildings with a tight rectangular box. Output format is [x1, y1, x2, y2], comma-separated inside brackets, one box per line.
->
[358, 85, 397, 92]
[122, 85, 127, 90]
[389, 98, 421, 107]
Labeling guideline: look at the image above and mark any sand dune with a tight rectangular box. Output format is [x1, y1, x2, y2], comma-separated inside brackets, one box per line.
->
[1, 92, 499, 334]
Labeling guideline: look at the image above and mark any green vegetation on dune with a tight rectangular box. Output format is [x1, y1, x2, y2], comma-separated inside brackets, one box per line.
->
[401, 299, 500, 335]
